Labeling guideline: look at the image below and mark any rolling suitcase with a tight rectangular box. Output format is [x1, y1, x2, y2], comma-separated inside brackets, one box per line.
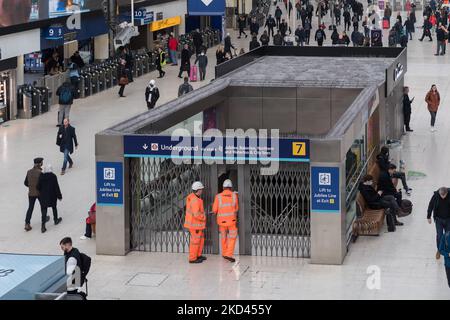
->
[190, 65, 198, 82]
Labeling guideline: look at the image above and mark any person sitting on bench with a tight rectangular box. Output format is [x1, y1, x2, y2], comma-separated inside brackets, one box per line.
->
[359, 174, 401, 227]
[376, 146, 412, 196]
[377, 165, 404, 226]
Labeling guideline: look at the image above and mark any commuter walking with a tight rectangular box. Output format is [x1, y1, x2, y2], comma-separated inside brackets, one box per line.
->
[439, 231, 450, 287]
[118, 60, 128, 98]
[192, 29, 204, 57]
[404, 16, 414, 40]
[304, 17, 312, 44]
[279, 19, 288, 38]
[37, 164, 62, 233]
[145, 80, 160, 109]
[315, 26, 326, 46]
[295, 25, 306, 46]
[178, 44, 191, 78]
[344, 9, 351, 31]
[60, 237, 90, 298]
[425, 84, 440, 132]
[56, 81, 76, 127]
[57, 118, 78, 176]
[250, 18, 260, 36]
[184, 181, 207, 263]
[384, 3, 392, 25]
[265, 14, 276, 38]
[212, 180, 239, 262]
[178, 77, 193, 97]
[168, 33, 179, 65]
[238, 15, 248, 39]
[428, 187, 450, 260]
[194, 51, 208, 81]
[435, 23, 448, 55]
[68, 62, 80, 99]
[216, 45, 226, 65]
[156, 47, 166, 78]
[403, 86, 414, 132]
[124, 47, 134, 83]
[224, 33, 235, 57]
[419, 16, 433, 41]
[24, 157, 47, 232]
[275, 6, 283, 28]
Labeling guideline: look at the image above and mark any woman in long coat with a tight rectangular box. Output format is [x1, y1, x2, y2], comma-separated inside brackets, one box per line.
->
[37, 164, 62, 233]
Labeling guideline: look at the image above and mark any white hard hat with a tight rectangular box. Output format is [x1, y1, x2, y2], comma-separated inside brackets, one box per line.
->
[192, 181, 204, 191]
[149, 79, 155, 86]
[223, 179, 233, 188]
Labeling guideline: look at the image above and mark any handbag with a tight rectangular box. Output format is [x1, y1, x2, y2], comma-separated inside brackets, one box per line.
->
[119, 76, 129, 86]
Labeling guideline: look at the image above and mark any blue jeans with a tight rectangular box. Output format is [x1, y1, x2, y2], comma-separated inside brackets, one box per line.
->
[62, 148, 73, 171]
[435, 217, 450, 251]
[170, 50, 178, 65]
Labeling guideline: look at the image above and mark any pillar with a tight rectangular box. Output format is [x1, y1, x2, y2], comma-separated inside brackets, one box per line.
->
[94, 34, 110, 61]
[16, 55, 24, 86]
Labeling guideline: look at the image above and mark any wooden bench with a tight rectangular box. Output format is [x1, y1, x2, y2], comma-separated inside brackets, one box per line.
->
[352, 192, 385, 241]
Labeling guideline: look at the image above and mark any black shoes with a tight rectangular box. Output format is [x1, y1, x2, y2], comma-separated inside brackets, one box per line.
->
[46, 215, 50, 223]
[406, 128, 413, 132]
[54, 217, 62, 225]
[198, 256, 207, 261]
[395, 221, 404, 226]
[41, 224, 47, 233]
[25, 224, 32, 231]
[189, 258, 203, 264]
[223, 256, 236, 263]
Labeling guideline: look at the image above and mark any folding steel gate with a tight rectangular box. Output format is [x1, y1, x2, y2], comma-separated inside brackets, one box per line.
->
[130, 158, 214, 253]
[249, 163, 311, 258]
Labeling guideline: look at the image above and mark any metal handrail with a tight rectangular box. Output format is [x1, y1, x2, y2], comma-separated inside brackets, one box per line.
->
[345, 146, 377, 204]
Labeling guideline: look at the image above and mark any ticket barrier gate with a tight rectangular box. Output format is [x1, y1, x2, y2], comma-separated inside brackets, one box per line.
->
[17, 85, 50, 119]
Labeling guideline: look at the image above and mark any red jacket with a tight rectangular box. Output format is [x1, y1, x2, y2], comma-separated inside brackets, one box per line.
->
[168, 37, 178, 51]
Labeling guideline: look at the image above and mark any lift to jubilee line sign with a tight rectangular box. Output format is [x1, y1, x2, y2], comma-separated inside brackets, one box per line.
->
[123, 135, 310, 163]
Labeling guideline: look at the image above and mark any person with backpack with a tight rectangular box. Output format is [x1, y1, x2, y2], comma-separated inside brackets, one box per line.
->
[315, 26, 326, 46]
[56, 81, 76, 127]
[145, 79, 160, 109]
[178, 77, 194, 97]
[439, 231, 450, 287]
[60, 237, 91, 298]
[428, 187, 450, 260]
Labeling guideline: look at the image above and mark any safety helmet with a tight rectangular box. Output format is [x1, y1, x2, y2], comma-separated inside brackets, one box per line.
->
[149, 79, 155, 86]
[192, 181, 204, 191]
[223, 179, 233, 188]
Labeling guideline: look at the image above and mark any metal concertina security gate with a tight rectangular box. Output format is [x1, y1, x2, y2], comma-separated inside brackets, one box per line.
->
[249, 163, 311, 258]
[130, 158, 214, 253]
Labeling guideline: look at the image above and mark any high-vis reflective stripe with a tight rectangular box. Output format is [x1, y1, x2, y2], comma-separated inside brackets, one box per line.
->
[184, 193, 206, 230]
[217, 212, 236, 217]
[218, 194, 237, 209]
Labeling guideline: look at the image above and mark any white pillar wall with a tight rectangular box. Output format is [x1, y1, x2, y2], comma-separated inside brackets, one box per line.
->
[16, 55, 24, 86]
[95, 34, 110, 61]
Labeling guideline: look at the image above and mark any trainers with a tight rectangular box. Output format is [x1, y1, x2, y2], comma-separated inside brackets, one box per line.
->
[436, 251, 441, 259]
[80, 235, 88, 240]
[189, 259, 203, 264]
[24, 224, 32, 232]
[54, 217, 62, 225]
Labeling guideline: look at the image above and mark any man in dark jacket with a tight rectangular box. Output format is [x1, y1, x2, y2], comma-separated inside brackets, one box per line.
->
[260, 30, 270, 45]
[275, 6, 283, 28]
[250, 18, 260, 36]
[315, 27, 326, 46]
[295, 26, 306, 46]
[435, 23, 448, 55]
[279, 19, 288, 38]
[265, 14, 276, 38]
[24, 157, 47, 231]
[403, 86, 414, 132]
[273, 30, 284, 45]
[343, 9, 351, 31]
[37, 164, 62, 233]
[249, 36, 261, 50]
[194, 51, 208, 81]
[419, 16, 433, 41]
[178, 77, 194, 97]
[238, 15, 248, 39]
[56, 81, 76, 127]
[376, 147, 412, 194]
[178, 44, 192, 78]
[192, 29, 203, 57]
[428, 187, 450, 260]
[224, 33, 235, 56]
[57, 119, 78, 175]
[145, 79, 160, 109]
[358, 174, 401, 230]
[377, 164, 403, 217]
[70, 51, 85, 69]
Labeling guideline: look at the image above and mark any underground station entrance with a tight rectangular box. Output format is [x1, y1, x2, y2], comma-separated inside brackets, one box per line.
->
[95, 46, 407, 264]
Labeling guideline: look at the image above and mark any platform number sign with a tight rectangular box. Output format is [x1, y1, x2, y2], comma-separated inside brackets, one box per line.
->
[96, 162, 123, 206]
[45, 26, 64, 40]
[292, 142, 306, 156]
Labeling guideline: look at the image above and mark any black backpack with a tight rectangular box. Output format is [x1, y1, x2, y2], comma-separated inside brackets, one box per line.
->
[398, 199, 413, 217]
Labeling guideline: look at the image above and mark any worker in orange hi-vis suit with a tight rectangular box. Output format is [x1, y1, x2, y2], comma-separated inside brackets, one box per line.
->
[212, 179, 239, 263]
[184, 181, 207, 264]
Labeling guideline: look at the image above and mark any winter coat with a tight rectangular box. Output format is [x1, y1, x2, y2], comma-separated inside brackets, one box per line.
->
[56, 82, 76, 105]
[250, 22, 260, 35]
[37, 172, 62, 208]
[260, 34, 270, 45]
[195, 54, 208, 69]
[275, 8, 282, 18]
[377, 170, 398, 197]
[145, 86, 160, 105]
[178, 82, 193, 97]
[57, 125, 78, 154]
[425, 90, 440, 112]
[403, 94, 412, 114]
[249, 39, 261, 50]
[168, 37, 178, 51]
[273, 34, 283, 45]
[24, 165, 42, 197]
[427, 189, 450, 219]
[358, 183, 383, 210]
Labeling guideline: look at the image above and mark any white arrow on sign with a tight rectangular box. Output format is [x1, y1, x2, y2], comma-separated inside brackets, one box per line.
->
[143, 144, 149, 150]
[201, 0, 213, 6]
